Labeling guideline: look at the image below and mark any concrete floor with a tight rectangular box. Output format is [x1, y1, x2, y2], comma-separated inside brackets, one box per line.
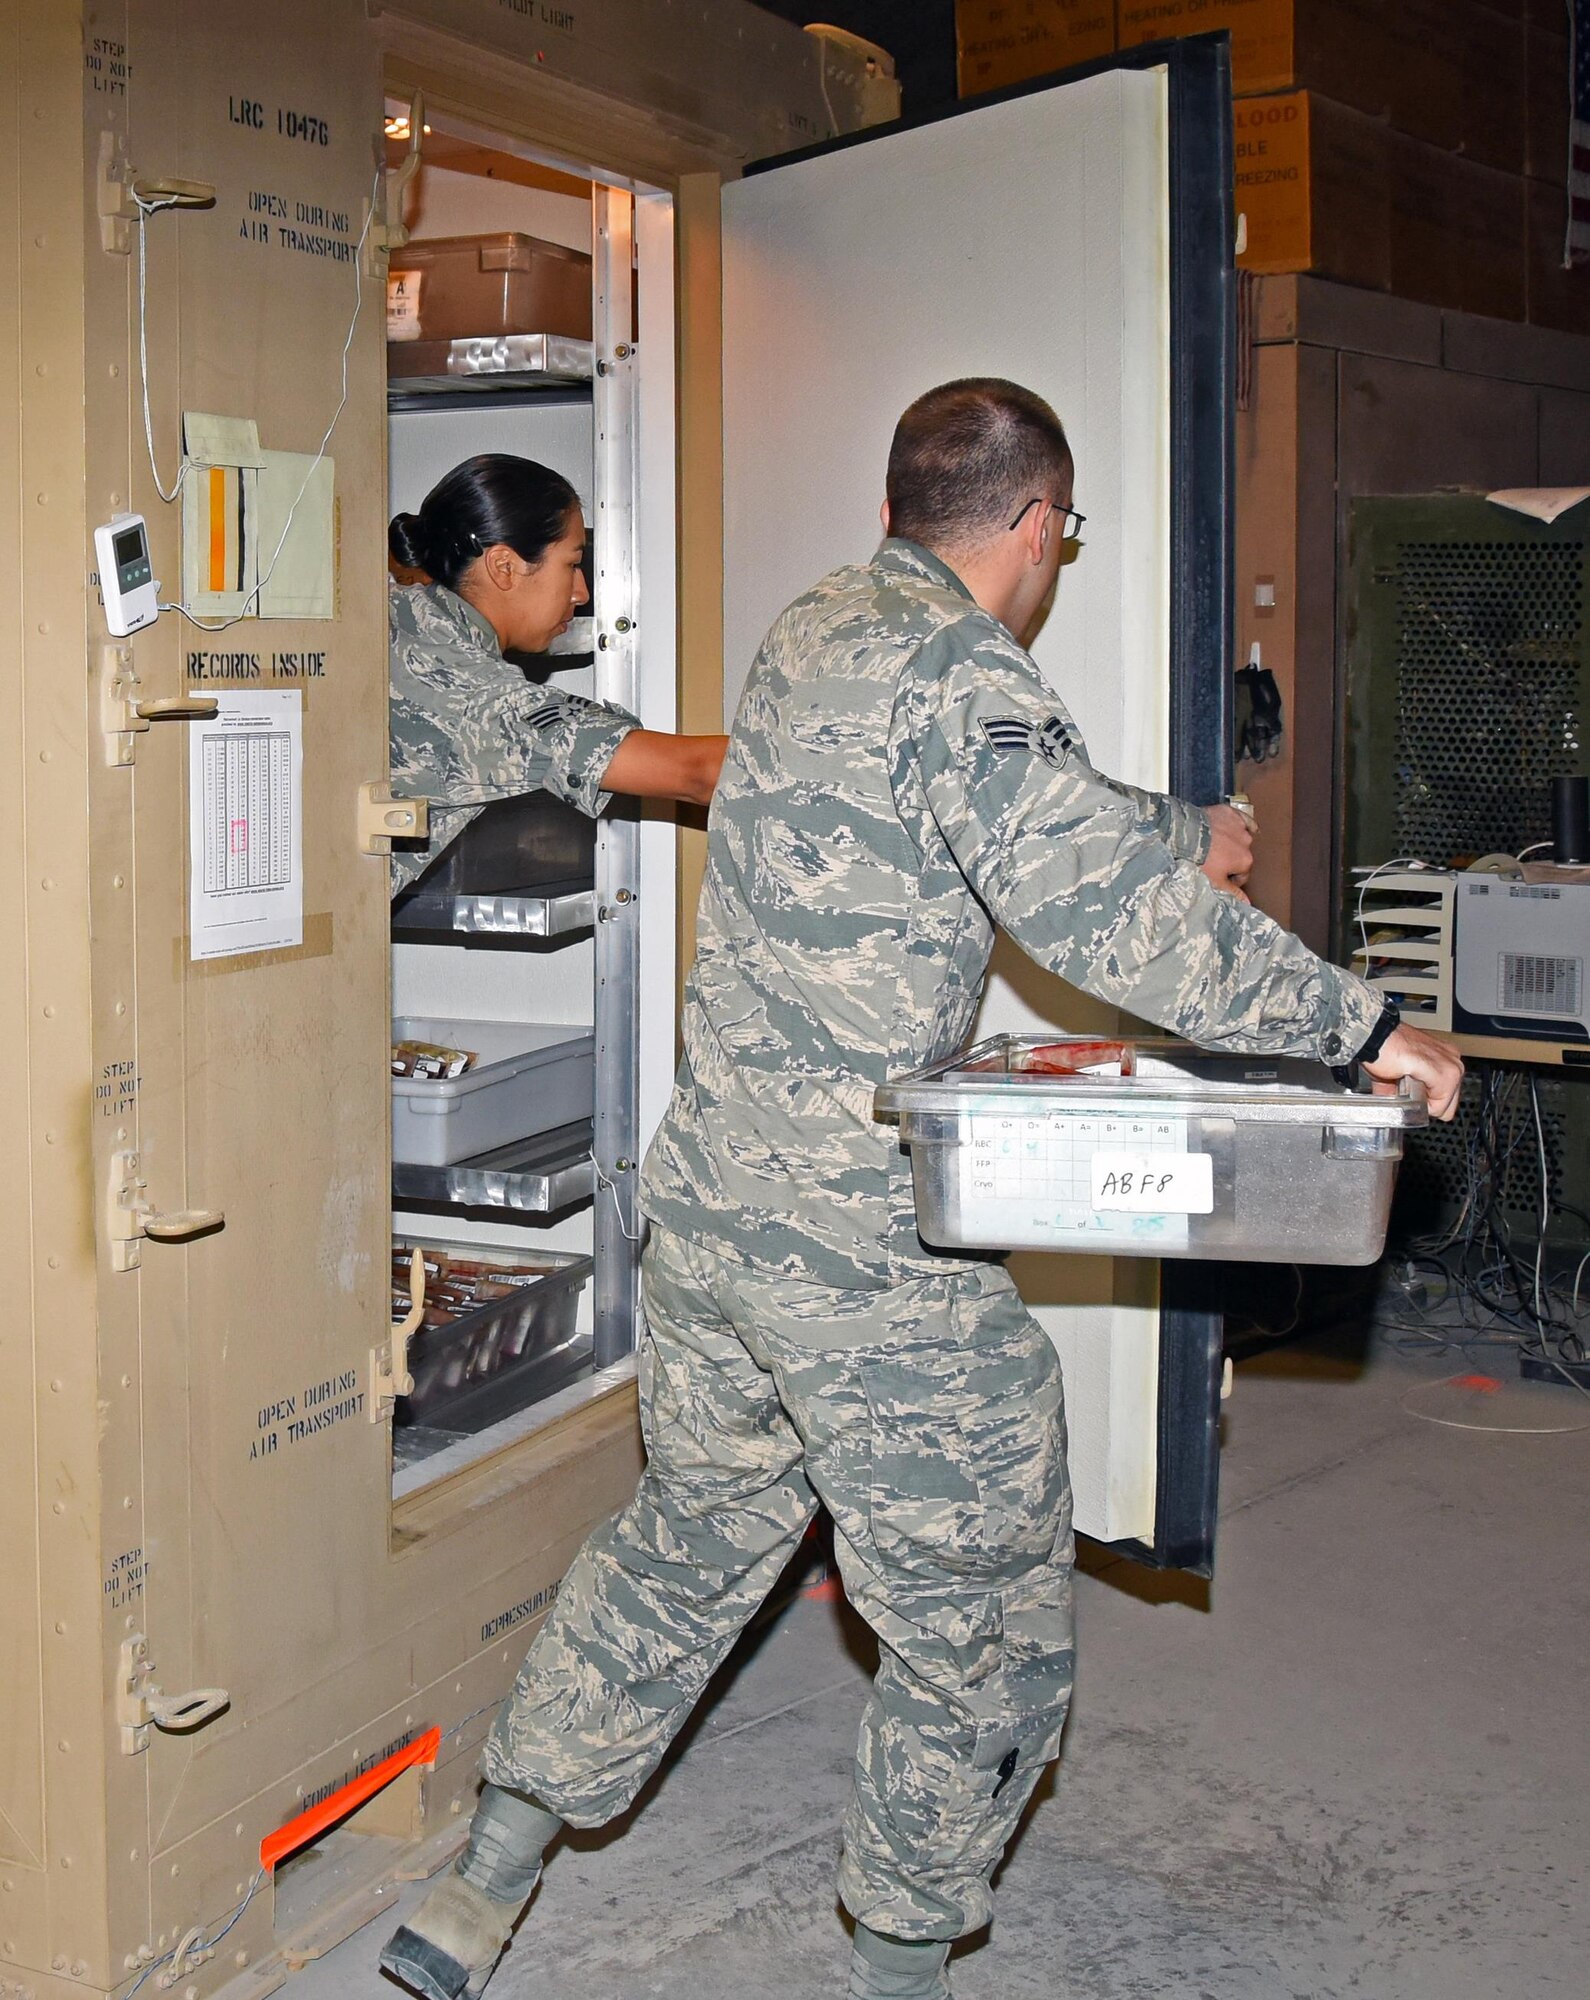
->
[295, 1329, 1590, 1999]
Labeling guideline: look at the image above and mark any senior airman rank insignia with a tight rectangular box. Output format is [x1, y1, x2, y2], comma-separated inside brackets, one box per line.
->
[979, 714, 1075, 768]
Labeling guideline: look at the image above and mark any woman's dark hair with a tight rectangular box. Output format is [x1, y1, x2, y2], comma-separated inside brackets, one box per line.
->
[389, 454, 582, 591]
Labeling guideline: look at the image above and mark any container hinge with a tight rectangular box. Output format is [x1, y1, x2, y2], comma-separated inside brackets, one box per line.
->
[101, 644, 219, 766]
[366, 90, 425, 276]
[97, 131, 136, 255]
[358, 781, 430, 854]
[371, 1250, 426, 1420]
[106, 1148, 225, 1273]
[116, 1636, 230, 1755]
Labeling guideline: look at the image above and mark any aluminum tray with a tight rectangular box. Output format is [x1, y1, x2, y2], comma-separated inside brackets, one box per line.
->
[874, 1034, 1428, 1265]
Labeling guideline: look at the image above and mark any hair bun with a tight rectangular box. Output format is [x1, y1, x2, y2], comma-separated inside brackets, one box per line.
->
[388, 511, 431, 572]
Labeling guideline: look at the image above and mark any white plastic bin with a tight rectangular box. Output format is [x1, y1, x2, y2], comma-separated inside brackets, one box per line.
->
[391, 1016, 594, 1167]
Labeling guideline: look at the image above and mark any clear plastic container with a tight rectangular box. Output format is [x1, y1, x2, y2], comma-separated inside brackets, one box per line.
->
[873, 1034, 1427, 1265]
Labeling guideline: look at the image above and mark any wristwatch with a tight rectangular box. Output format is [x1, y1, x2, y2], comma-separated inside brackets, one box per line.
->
[1354, 1002, 1402, 1067]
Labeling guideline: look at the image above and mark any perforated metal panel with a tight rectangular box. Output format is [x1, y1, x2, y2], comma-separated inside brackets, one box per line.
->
[1344, 500, 1590, 954]
[1397, 1071, 1573, 1231]
[1390, 539, 1584, 857]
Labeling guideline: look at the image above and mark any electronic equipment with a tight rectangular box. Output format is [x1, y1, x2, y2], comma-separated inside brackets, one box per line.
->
[1453, 874, 1590, 1042]
[1352, 862, 1590, 1044]
[93, 511, 159, 635]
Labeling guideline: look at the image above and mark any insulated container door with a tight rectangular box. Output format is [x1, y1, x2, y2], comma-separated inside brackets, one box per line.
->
[721, 41, 1233, 1572]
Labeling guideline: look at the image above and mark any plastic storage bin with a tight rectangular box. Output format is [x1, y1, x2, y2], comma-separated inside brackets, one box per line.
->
[874, 1034, 1428, 1265]
[391, 1017, 594, 1167]
[387, 232, 593, 342]
[392, 1234, 593, 1431]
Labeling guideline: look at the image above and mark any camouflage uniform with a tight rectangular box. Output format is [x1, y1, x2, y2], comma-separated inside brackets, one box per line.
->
[484, 539, 1384, 1941]
[484, 1228, 1073, 1939]
[388, 580, 637, 896]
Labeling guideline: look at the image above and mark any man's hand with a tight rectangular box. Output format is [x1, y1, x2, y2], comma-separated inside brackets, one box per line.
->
[1362, 1023, 1465, 1121]
[1201, 803, 1255, 898]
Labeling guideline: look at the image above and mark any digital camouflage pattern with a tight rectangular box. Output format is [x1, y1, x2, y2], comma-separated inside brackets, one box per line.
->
[483, 1224, 1075, 1942]
[387, 580, 637, 895]
[641, 538, 1384, 1288]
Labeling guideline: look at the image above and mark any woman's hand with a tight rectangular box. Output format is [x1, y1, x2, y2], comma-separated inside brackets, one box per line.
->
[1201, 802, 1256, 899]
[603, 730, 728, 807]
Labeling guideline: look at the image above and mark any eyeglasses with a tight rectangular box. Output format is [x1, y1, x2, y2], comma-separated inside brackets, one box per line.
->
[1007, 496, 1086, 540]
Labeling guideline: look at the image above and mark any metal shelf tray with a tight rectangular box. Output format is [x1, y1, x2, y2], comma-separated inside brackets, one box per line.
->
[391, 1118, 596, 1215]
[391, 888, 596, 942]
[386, 333, 594, 407]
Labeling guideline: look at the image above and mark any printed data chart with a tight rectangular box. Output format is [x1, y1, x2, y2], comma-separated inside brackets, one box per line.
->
[188, 690, 303, 961]
[201, 730, 294, 893]
[957, 1111, 1201, 1249]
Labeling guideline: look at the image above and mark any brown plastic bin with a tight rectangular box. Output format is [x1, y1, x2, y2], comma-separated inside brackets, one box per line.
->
[389, 231, 593, 342]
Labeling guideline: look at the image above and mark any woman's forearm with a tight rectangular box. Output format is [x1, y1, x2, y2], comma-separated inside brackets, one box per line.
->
[601, 729, 727, 807]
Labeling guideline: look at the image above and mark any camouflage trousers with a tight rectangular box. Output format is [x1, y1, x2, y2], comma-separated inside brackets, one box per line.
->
[481, 1224, 1075, 1941]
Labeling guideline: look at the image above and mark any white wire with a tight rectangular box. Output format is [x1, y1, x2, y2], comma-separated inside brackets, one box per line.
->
[1516, 841, 1553, 859]
[1354, 855, 1433, 970]
[815, 35, 839, 136]
[1530, 1074, 1550, 1330]
[1573, 1248, 1590, 1318]
[122, 1870, 265, 1999]
[1400, 1374, 1590, 1434]
[134, 193, 188, 504]
[140, 160, 382, 631]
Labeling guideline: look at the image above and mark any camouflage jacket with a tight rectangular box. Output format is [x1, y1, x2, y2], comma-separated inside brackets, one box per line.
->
[640, 538, 1384, 1290]
[388, 581, 637, 895]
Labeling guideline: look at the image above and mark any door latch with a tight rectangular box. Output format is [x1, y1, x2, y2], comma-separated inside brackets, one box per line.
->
[116, 1636, 230, 1755]
[101, 645, 219, 766]
[365, 89, 425, 277]
[97, 132, 216, 254]
[371, 1249, 426, 1420]
[106, 1149, 225, 1272]
[358, 781, 430, 854]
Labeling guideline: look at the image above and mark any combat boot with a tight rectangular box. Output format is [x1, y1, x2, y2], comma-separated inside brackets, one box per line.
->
[847, 1924, 953, 1999]
[380, 1783, 562, 2000]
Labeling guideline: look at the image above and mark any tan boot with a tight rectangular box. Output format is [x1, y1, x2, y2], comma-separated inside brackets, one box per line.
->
[381, 1875, 519, 2000]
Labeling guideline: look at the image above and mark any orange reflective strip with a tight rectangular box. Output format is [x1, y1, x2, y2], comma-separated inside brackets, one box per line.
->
[259, 1725, 442, 1873]
[208, 465, 227, 594]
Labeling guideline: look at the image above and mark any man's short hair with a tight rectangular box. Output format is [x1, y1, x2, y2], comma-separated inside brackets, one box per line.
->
[886, 378, 1072, 552]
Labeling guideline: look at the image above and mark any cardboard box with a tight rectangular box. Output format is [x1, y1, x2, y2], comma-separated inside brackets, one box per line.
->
[1526, 178, 1590, 334]
[1234, 90, 1390, 291]
[1458, 2, 1528, 173]
[956, 0, 1115, 97]
[1525, 24, 1570, 181]
[1387, 132, 1527, 320]
[1118, 0, 1519, 163]
[1118, 0, 1394, 111]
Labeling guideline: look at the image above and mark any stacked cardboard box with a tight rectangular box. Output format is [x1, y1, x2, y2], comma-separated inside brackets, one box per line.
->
[955, 0, 1590, 333]
[1521, 7, 1585, 335]
[955, 0, 1115, 98]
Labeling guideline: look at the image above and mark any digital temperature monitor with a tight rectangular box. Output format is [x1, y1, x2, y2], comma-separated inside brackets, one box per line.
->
[94, 512, 160, 636]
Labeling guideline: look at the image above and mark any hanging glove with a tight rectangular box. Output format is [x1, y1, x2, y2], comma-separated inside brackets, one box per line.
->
[1235, 655, 1284, 765]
